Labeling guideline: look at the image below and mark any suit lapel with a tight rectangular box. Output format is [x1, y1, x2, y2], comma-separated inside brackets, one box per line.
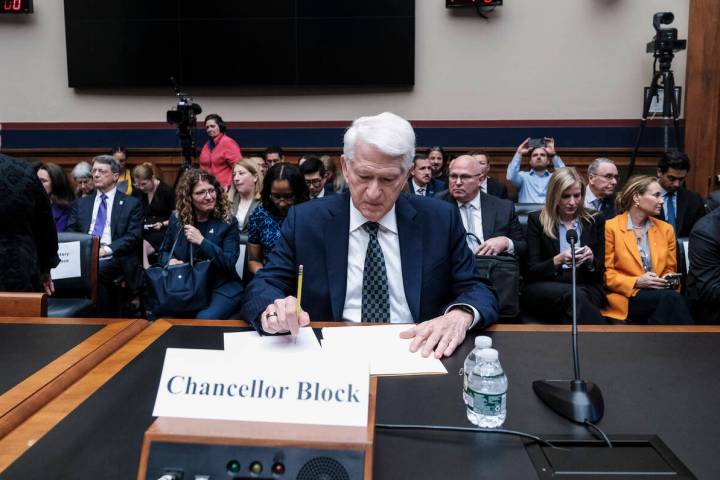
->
[479, 194, 495, 240]
[324, 195, 350, 321]
[396, 195, 422, 322]
[111, 192, 124, 240]
[619, 214, 644, 270]
[83, 195, 95, 233]
[675, 188, 687, 235]
[648, 220, 663, 273]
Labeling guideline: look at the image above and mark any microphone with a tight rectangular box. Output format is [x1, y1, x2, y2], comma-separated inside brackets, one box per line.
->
[532, 228, 604, 423]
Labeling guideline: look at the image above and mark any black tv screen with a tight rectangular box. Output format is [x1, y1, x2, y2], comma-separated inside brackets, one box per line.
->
[63, 0, 415, 88]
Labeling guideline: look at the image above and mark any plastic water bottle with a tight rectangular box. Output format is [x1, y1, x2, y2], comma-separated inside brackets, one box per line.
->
[462, 336, 493, 409]
[467, 348, 508, 427]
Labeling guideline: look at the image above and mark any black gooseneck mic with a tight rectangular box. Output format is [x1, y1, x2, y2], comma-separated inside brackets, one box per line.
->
[532, 228, 604, 423]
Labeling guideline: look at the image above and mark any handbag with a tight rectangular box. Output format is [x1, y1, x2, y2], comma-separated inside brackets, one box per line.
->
[474, 253, 521, 319]
[144, 230, 212, 317]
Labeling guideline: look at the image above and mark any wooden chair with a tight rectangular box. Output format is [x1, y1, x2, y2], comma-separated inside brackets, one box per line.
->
[0, 292, 48, 317]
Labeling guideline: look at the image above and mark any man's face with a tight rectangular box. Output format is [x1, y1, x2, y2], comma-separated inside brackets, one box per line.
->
[410, 158, 433, 187]
[529, 148, 550, 171]
[428, 150, 444, 175]
[92, 162, 119, 192]
[266, 153, 283, 168]
[304, 171, 326, 198]
[448, 155, 482, 204]
[474, 154, 490, 181]
[112, 151, 127, 170]
[341, 140, 406, 222]
[76, 177, 94, 195]
[657, 167, 687, 194]
[588, 162, 619, 199]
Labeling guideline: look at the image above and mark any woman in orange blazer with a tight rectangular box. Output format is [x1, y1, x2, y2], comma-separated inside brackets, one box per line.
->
[603, 175, 693, 323]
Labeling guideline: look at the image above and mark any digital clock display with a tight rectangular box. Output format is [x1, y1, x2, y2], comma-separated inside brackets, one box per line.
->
[1, 0, 33, 14]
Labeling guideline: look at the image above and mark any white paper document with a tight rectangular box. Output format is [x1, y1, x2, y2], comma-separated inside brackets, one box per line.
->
[224, 327, 321, 354]
[51, 241, 82, 280]
[320, 325, 447, 376]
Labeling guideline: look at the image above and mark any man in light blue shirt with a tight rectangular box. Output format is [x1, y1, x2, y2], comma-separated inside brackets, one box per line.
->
[506, 137, 565, 203]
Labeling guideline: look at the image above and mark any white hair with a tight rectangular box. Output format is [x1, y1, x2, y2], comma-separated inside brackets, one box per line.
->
[588, 157, 615, 175]
[71, 160, 92, 179]
[343, 112, 415, 172]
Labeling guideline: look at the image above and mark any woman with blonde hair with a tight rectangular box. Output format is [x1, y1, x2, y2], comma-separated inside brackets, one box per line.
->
[156, 169, 243, 319]
[132, 163, 175, 268]
[603, 175, 692, 324]
[523, 167, 607, 323]
[228, 159, 262, 233]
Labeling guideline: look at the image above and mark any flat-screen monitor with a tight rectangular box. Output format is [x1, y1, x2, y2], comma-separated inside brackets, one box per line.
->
[63, 0, 415, 88]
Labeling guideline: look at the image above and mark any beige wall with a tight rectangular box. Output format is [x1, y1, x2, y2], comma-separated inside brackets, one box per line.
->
[0, 0, 688, 122]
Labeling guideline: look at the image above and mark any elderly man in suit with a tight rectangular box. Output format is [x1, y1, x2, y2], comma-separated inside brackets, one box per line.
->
[654, 150, 705, 237]
[584, 157, 618, 220]
[66, 155, 143, 316]
[437, 155, 526, 259]
[241, 112, 498, 358]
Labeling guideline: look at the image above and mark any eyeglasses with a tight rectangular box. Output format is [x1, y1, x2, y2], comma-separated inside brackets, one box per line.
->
[192, 188, 217, 198]
[594, 174, 619, 181]
[449, 174, 482, 183]
[270, 193, 295, 202]
[305, 178, 323, 186]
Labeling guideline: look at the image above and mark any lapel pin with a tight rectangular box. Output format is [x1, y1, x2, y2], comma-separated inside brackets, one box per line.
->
[119, 200, 124, 205]
[209, 228, 214, 234]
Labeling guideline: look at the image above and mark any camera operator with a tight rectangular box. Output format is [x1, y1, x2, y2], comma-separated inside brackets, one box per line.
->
[506, 137, 565, 203]
[199, 113, 243, 190]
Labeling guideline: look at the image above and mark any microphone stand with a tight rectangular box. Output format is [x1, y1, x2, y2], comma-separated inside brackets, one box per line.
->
[533, 229, 604, 423]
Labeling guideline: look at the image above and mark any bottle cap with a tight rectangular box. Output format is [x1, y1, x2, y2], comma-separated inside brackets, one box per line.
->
[478, 348, 498, 362]
[474, 335, 492, 349]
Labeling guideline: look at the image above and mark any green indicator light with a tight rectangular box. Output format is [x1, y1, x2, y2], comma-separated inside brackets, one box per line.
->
[226, 460, 241, 474]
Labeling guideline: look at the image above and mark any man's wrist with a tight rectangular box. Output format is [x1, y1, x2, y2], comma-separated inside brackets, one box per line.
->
[449, 305, 475, 329]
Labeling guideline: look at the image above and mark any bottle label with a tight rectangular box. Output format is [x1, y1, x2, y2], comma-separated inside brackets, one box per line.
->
[471, 391, 506, 416]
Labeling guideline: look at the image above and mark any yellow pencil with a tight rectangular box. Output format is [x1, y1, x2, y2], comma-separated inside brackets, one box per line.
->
[296, 264, 304, 328]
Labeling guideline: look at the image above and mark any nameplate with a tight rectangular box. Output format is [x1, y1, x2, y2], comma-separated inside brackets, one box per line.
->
[152, 348, 369, 427]
[51, 241, 81, 280]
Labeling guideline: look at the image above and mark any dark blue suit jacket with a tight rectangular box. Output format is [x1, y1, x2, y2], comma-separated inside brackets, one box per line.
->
[407, 178, 446, 197]
[159, 213, 244, 299]
[67, 190, 143, 288]
[241, 192, 498, 330]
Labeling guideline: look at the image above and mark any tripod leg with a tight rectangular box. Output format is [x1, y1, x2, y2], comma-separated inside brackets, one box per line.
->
[629, 72, 662, 178]
[665, 71, 683, 150]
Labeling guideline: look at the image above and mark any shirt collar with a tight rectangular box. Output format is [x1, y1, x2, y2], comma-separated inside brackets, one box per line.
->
[529, 170, 549, 177]
[658, 184, 673, 198]
[411, 178, 427, 192]
[457, 191, 481, 210]
[349, 197, 398, 235]
[585, 187, 598, 204]
[97, 187, 117, 201]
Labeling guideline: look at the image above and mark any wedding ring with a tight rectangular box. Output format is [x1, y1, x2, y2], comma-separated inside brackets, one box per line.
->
[267, 311, 278, 318]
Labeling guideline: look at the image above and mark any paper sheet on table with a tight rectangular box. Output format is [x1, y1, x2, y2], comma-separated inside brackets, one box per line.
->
[223, 327, 321, 354]
[321, 325, 447, 376]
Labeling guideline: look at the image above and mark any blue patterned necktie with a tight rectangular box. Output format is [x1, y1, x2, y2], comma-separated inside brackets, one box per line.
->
[92, 193, 108, 237]
[666, 192, 677, 234]
[361, 222, 390, 323]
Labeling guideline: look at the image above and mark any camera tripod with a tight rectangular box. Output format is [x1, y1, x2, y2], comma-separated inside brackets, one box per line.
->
[627, 51, 682, 178]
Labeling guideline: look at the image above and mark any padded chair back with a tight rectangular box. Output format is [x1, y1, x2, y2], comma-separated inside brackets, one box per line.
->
[514, 203, 543, 237]
[53, 232, 99, 302]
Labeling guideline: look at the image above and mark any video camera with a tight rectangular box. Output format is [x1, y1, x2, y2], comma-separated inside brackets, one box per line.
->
[646, 12, 687, 55]
[166, 77, 202, 168]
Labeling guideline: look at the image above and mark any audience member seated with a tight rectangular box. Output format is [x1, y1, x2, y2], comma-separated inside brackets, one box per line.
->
[428, 146, 448, 184]
[71, 161, 95, 198]
[687, 206, 720, 323]
[321, 154, 345, 194]
[264, 145, 285, 171]
[507, 137, 565, 203]
[158, 169, 243, 319]
[603, 175, 693, 324]
[707, 188, 720, 212]
[240, 112, 497, 358]
[132, 163, 175, 269]
[654, 150, 705, 237]
[523, 167, 606, 324]
[229, 159, 262, 233]
[469, 150, 508, 199]
[245, 155, 266, 176]
[199, 114, 243, 190]
[437, 154, 525, 258]
[584, 157, 618, 219]
[407, 153, 446, 197]
[66, 155, 143, 317]
[247, 163, 309, 274]
[111, 146, 135, 196]
[36, 162, 75, 232]
[300, 155, 335, 199]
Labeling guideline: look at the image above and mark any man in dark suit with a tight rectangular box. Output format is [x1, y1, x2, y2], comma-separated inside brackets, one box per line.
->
[687, 207, 720, 323]
[654, 150, 705, 237]
[407, 153, 446, 197]
[437, 155, 526, 259]
[584, 157, 618, 220]
[299, 155, 335, 199]
[241, 112, 498, 358]
[470, 150, 509, 200]
[66, 155, 143, 316]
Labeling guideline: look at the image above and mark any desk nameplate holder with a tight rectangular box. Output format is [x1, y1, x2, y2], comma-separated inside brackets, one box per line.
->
[137, 377, 377, 480]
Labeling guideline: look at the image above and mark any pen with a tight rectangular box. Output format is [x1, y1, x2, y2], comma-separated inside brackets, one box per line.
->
[295, 264, 304, 341]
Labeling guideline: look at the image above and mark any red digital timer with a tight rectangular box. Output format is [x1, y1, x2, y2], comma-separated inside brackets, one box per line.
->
[0, 0, 33, 14]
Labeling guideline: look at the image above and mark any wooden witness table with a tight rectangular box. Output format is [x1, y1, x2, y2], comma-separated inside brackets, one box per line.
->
[0, 321, 719, 479]
[0, 317, 147, 442]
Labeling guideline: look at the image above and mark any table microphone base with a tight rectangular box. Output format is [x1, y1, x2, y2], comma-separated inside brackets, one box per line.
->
[533, 379, 604, 424]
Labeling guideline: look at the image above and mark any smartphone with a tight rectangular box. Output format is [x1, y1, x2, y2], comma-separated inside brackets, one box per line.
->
[528, 138, 546, 149]
[665, 274, 681, 289]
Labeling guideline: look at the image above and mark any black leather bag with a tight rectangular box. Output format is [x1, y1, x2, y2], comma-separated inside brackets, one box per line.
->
[474, 253, 521, 319]
[144, 232, 211, 318]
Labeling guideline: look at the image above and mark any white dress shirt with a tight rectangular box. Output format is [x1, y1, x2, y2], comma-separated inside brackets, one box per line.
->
[411, 178, 426, 196]
[315, 188, 326, 199]
[480, 178, 488, 194]
[457, 192, 515, 255]
[343, 200, 412, 323]
[89, 187, 116, 252]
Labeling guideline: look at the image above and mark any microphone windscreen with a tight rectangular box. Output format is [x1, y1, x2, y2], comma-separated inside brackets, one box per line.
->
[566, 229, 578, 244]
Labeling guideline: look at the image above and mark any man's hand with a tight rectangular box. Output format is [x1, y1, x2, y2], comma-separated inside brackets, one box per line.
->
[260, 296, 311, 336]
[400, 308, 473, 359]
[184, 225, 204, 245]
[516, 138, 530, 156]
[41, 272, 54, 296]
[476, 236, 510, 256]
[544, 137, 557, 156]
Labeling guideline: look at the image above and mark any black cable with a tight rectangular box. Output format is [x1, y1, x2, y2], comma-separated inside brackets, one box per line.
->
[584, 420, 613, 448]
[375, 423, 563, 450]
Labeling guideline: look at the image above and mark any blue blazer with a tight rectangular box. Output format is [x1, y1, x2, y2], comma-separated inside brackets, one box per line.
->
[67, 190, 143, 288]
[159, 213, 243, 299]
[241, 192, 498, 329]
[407, 178, 446, 197]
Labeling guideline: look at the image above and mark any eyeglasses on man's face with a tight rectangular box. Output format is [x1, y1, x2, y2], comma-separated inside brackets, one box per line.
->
[449, 173, 482, 183]
[305, 178, 323, 187]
